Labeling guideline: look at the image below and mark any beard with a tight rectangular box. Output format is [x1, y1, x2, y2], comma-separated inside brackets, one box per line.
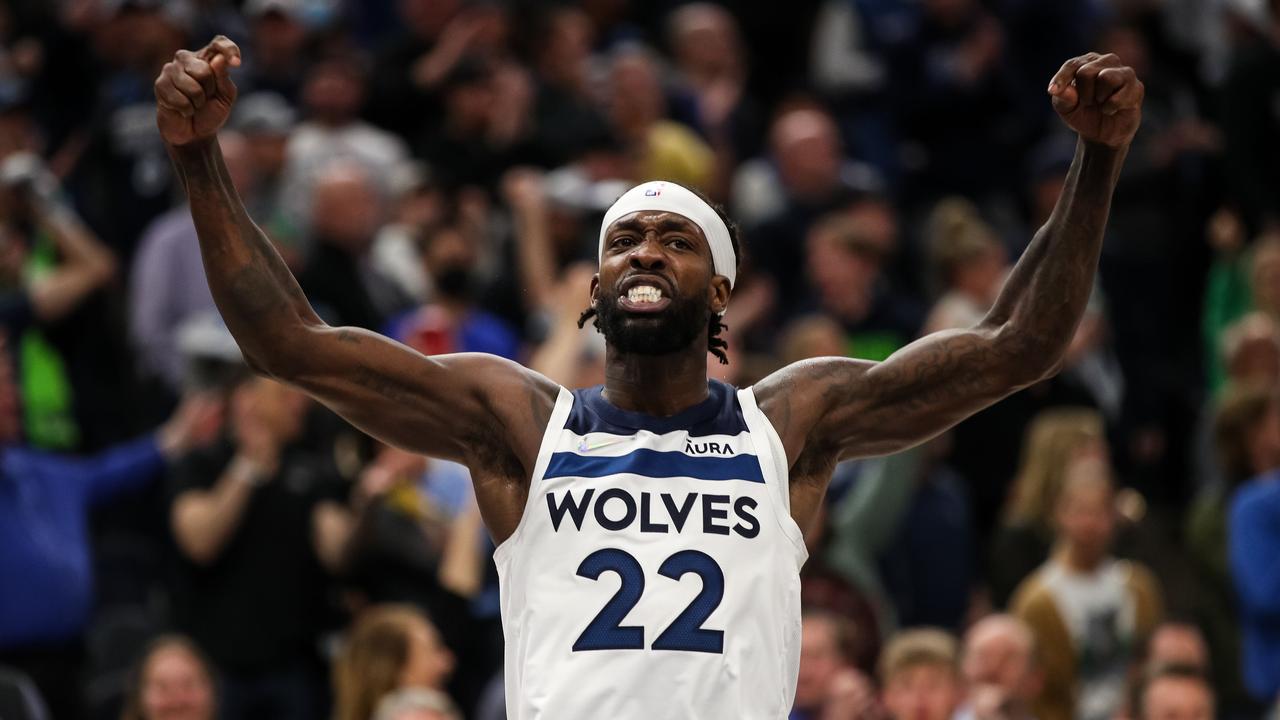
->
[594, 290, 710, 355]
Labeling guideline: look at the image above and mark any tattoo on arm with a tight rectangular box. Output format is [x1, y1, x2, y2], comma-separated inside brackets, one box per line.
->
[789, 140, 1128, 461]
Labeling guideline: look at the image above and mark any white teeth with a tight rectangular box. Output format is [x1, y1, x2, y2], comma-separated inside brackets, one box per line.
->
[626, 285, 663, 304]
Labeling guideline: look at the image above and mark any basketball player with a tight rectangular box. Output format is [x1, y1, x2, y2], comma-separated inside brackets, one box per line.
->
[154, 37, 1144, 718]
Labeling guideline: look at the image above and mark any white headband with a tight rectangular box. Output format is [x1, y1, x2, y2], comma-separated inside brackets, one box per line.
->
[598, 181, 736, 290]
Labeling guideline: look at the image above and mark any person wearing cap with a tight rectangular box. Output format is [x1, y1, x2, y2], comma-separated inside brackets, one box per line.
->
[156, 35, 1145, 719]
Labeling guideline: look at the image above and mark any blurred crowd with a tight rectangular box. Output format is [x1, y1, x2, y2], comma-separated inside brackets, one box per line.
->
[0, 0, 1279, 718]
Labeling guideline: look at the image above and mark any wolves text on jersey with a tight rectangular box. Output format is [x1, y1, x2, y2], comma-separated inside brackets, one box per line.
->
[546, 488, 760, 538]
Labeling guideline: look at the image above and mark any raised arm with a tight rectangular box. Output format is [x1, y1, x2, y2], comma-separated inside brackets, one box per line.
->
[154, 39, 555, 490]
[757, 53, 1143, 472]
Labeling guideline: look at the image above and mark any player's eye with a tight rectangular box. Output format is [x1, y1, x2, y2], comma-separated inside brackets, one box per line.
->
[612, 235, 637, 248]
[668, 237, 691, 250]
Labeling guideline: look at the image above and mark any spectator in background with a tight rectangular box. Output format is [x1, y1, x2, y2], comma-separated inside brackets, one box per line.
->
[334, 605, 456, 720]
[526, 6, 608, 170]
[808, 0, 902, 179]
[0, 349, 219, 720]
[604, 44, 714, 193]
[988, 407, 1107, 608]
[792, 610, 880, 720]
[279, 55, 409, 241]
[383, 220, 521, 361]
[1131, 664, 1215, 720]
[879, 628, 964, 720]
[369, 162, 448, 305]
[365, 0, 499, 143]
[297, 162, 413, 330]
[1188, 382, 1280, 716]
[119, 635, 217, 720]
[1011, 454, 1164, 720]
[959, 614, 1043, 720]
[129, 132, 254, 394]
[68, 0, 191, 256]
[666, 3, 763, 196]
[230, 91, 296, 228]
[733, 105, 882, 318]
[168, 375, 352, 720]
[0, 151, 117, 449]
[239, 0, 310, 102]
[413, 52, 537, 193]
[1145, 623, 1211, 675]
[804, 206, 922, 362]
[1228, 384, 1280, 705]
[922, 197, 1007, 334]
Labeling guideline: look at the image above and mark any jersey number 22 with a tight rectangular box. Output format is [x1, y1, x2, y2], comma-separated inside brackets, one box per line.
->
[573, 548, 724, 654]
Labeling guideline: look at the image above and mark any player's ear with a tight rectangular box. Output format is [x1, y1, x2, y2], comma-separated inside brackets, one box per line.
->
[709, 275, 731, 315]
[589, 274, 601, 309]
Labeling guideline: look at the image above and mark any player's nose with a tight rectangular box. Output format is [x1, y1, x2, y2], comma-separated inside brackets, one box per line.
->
[628, 238, 667, 270]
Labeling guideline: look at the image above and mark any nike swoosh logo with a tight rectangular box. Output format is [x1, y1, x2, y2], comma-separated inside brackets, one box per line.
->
[577, 436, 628, 453]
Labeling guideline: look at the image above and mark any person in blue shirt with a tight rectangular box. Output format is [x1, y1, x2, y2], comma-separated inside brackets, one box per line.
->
[0, 329, 221, 720]
[1229, 418, 1280, 705]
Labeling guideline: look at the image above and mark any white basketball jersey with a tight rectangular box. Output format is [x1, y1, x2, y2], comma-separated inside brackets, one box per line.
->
[494, 380, 808, 719]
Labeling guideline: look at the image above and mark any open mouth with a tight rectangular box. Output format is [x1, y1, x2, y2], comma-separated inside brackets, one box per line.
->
[618, 282, 672, 313]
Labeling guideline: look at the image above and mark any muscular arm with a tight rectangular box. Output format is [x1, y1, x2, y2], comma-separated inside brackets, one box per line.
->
[757, 54, 1142, 497]
[157, 41, 556, 487]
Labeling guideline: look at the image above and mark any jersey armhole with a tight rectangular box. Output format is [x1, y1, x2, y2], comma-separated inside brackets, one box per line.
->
[492, 385, 575, 564]
[738, 386, 809, 567]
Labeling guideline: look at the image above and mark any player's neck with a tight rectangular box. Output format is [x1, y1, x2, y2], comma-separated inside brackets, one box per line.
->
[602, 345, 710, 417]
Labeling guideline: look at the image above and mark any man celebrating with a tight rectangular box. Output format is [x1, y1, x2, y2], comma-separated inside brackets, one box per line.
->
[154, 37, 1143, 719]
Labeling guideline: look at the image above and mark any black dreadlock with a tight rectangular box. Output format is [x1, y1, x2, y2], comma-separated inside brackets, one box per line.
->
[578, 188, 741, 365]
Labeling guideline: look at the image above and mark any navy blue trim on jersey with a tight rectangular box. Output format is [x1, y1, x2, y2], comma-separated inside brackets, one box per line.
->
[544, 448, 765, 483]
[567, 380, 748, 436]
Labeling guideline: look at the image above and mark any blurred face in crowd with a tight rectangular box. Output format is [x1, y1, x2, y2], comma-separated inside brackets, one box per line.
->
[1141, 676, 1214, 720]
[443, 74, 495, 135]
[1225, 315, 1280, 384]
[962, 615, 1042, 717]
[608, 51, 665, 140]
[303, 62, 366, 126]
[1054, 457, 1117, 568]
[140, 643, 216, 720]
[670, 4, 741, 77]
[311, 165, 383, 254]
[795, 614, 849, 710]
[771, 109, 842, 201]
[1148, 624, 1210, 673]
[244, 132, 288, 181]
[539, 8, 593, 86]
[252, 9, 307, 70]
[882, 662, 963, 720]
[807, 220, 885, 324]
[231, 377, 308, 448]
[422, 226, 477, 301]
[398, 617, 455, 691]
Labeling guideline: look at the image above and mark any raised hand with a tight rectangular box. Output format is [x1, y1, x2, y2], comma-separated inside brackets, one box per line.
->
[1048, 52, 1144, 149]
[154, 36, 242, 147]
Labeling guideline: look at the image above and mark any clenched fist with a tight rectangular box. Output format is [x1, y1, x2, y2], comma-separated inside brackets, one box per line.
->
[1048, 53, 1144, 149]
[154, 36, 242, 146]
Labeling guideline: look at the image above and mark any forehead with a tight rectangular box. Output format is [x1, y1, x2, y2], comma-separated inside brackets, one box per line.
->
[605, 210, 706, 242]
